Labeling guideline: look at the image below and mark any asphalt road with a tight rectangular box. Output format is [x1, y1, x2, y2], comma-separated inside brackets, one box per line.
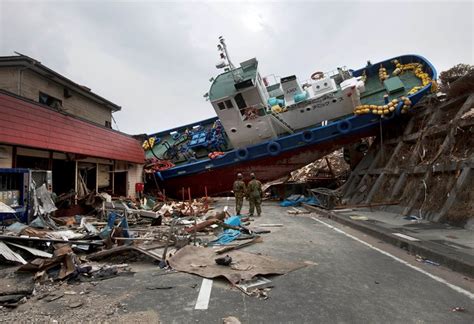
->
[112, 199, 474, 323]
[3, 199, 472, 323]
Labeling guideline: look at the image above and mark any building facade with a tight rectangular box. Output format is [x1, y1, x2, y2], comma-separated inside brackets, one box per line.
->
[0, 55, 120, 127]
[0, 54, 144, 202]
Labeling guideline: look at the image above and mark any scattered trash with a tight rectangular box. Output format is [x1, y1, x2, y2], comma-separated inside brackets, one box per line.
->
[0, 191, 312, 310]
[451, 307, 465, 312]
[236, 276, 273, 293]
[215, 255, 232, 266]
[259, 224, 283, 227]
[415, 255, 440, 266]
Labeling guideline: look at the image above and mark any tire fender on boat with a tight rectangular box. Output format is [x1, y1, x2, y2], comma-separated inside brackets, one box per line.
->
[236, 148, 249, 160]
[302, 130, 315, 143]
[337, 120, 352, 134]
[267, 141, 282, 156]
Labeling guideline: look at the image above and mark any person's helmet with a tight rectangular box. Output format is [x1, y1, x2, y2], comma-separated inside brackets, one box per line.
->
[237, 173, 243, 179]
[250, 173, 256, 179]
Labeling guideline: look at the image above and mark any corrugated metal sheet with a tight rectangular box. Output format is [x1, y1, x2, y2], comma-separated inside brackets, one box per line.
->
[0, 92, 144, 163]
[6, 241, 53, 258]
[0, 241, 27, 264]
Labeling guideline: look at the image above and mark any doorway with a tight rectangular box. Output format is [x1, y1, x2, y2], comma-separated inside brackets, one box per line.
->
[114, 171, 127, 197]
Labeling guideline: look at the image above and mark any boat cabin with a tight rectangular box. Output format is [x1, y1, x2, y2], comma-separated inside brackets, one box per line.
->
[209, 57, 365, 148]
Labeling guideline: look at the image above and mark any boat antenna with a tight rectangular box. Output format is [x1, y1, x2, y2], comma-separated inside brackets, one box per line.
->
[217, 36, 235, 71]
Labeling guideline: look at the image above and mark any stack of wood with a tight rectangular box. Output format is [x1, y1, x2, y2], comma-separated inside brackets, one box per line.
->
[289, 149, 350, 182]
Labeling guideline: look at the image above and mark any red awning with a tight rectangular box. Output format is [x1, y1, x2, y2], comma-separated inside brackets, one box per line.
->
[0, 92, 144, 164]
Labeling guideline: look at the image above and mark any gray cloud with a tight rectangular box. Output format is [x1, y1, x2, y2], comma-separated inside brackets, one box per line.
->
[1, 1, 472, 135]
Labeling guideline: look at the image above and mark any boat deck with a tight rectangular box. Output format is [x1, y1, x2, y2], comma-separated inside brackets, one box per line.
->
[361, 70, 422, 106]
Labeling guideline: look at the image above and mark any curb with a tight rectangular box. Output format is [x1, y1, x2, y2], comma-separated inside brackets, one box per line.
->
[303, 204, 474, 278]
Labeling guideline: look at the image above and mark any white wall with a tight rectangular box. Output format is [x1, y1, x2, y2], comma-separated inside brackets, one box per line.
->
[127, 163, 144, 199]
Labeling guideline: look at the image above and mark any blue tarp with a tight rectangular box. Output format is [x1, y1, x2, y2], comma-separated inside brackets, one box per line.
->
[99, 212, 129, 239]
[210, 215, 243, 245]
[211, 229, 241, 245]
[225, 215, 241, 227]
[280, 195, 320, 207]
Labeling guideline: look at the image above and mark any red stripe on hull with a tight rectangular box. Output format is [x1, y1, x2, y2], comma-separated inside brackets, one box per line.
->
[159, 130, 376, 198]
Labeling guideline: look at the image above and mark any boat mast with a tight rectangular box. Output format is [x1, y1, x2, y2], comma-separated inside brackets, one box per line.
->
[217, 36, 235, 71]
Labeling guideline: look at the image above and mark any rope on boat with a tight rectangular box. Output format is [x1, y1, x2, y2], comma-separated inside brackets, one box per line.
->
[354, 59, 438, 116]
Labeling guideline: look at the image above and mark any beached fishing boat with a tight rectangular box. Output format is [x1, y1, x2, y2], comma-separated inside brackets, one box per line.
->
[144, 37, 437, 198]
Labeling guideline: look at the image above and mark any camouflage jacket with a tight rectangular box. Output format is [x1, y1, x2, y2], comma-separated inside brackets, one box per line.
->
[233, 180, 246, 197]
[247, 179, 263, 198]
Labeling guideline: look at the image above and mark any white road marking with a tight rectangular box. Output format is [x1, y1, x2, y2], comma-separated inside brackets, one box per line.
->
[310, 217, 474, 300]
[392, 233, 420, 241]
[195, 278, 213, 310]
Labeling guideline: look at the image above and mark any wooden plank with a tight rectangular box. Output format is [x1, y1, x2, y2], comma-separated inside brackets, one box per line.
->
[215, 236, 263, 254]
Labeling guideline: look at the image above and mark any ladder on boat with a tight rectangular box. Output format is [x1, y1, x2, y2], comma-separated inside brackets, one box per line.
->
[270, 113, 295, 134]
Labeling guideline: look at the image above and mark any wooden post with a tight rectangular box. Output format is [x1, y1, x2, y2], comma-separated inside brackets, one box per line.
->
[96, 163, 99, 194]
[74, 160, 78, 204]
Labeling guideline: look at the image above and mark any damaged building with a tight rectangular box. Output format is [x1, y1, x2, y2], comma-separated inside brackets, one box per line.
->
[0, 54, 145, 218]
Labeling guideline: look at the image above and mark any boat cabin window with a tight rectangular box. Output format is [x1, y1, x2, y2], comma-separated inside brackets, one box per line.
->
[234, 93, 247, 109]
[217, 100, 234, 111]
[224, 100, 233, 109]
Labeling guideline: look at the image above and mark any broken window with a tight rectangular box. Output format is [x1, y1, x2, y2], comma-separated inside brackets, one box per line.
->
[39, 92, 62, 109]
[224, 100, 233, 109]
[234, 93, 247, 109]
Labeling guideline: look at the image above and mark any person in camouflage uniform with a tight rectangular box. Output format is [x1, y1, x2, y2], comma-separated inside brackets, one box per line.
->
[247, 173, 263, 217]
[233, 173, 246, 215]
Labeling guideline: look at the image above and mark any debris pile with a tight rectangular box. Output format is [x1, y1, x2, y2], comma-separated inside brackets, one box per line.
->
[289, 149, 350, 183]
[1, 188, 305, 309]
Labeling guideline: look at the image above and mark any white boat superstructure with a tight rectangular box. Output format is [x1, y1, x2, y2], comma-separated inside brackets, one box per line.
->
[207, 37, 366, 148]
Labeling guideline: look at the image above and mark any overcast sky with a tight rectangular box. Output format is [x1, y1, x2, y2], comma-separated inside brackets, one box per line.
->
[1, 0, 472, 134]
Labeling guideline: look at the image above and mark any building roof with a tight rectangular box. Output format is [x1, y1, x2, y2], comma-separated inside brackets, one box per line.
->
[0, 54, 121, 112]
[209, 58, 259, 101]
[0, 91, 144, 164]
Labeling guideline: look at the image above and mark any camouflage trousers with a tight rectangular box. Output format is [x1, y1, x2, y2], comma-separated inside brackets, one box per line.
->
[249, 196, 262, 216]
[235, 195, 244, 215]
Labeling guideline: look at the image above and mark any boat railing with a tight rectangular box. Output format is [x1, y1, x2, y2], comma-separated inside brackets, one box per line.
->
[301, 66, 350, 87]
